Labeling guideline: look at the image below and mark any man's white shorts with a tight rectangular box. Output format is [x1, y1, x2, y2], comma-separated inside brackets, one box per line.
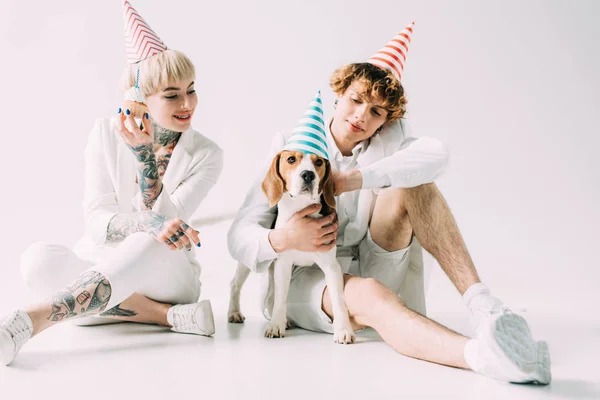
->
[264, 230, 426, 334]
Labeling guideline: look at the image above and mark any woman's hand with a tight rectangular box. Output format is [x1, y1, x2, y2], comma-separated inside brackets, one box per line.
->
[118, 109, 155, 160]
[148, 216, 201, 251]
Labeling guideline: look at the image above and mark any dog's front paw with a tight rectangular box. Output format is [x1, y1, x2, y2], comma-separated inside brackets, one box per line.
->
[333, 327, 356, 344]
[228, 310, 245, 323]
[264, 320, 287, 338]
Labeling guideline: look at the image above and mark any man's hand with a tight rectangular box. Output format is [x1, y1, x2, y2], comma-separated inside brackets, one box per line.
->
[332, 169, 363, 196]
[269, 204, 338, 253]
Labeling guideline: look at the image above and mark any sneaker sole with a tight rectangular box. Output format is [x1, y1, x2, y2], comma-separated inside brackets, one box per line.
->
[0, 329, 16, 366]
[194, 300, 215, 336]
[493, 313, 551, 384]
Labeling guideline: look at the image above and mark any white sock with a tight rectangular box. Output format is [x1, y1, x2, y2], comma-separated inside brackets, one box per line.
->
[166, 306, 175, 327]
[463, 338, 481, 372]
[462, 282, 491, 308]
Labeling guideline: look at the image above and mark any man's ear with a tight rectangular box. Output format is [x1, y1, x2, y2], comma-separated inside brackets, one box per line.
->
[319, 160, 336, 211]
[261, 152, 285, 207]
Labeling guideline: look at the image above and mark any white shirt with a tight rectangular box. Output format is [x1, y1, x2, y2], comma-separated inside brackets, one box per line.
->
[227, 118, 449, 273]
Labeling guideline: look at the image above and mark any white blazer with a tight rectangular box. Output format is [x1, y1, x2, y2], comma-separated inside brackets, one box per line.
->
[73, 116, 224, 265]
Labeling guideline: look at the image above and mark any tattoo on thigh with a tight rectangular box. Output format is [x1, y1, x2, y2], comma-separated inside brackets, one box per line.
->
[100, 304, 138, 317]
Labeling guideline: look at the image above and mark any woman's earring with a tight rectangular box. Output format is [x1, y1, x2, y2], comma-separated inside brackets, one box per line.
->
[375, 125, 384, 134]
[334, 99, 338, 109]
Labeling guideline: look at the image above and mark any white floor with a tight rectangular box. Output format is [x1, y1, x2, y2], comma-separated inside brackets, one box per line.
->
[0, 219, 598, 400]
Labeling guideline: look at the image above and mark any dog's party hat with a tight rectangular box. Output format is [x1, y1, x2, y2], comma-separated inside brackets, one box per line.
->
[123, 0, 168, 64]
[283, 91, 329, 160]
[367, 22, 415, 81]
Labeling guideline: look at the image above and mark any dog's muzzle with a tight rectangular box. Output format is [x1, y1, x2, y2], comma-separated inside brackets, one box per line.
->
[300, 170, 315, 192]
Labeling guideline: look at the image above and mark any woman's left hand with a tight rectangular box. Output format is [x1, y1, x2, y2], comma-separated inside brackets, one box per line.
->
[118, 110, 154, 153]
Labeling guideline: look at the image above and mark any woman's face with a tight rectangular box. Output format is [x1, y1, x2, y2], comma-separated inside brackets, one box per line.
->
[146, 78, 198, 132]
[331, 80, 388, 143]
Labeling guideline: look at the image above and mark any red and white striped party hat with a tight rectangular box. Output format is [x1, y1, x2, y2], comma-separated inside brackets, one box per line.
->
[367, 22, 415, 81]
[122, 1, 168, 64]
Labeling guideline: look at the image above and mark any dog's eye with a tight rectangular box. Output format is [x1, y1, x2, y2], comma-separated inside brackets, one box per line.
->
[315, 159, 323, 167]
[287, 156, 296, 164]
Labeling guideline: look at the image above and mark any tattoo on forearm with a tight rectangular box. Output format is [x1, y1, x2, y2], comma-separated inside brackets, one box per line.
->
[100, 304, 138, 317]
[127, 143, 162, 209]
[106, 211, 166, 243]
[47, 271, 112, 322]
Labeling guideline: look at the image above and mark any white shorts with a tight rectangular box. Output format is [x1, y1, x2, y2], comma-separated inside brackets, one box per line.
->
[272, 229, 426, 334]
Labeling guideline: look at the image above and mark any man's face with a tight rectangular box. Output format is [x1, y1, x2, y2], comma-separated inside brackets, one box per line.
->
[331, 80, 388, 144]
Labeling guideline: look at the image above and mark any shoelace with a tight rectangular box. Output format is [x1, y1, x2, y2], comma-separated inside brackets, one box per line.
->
[489, 305, 528, 316]
[172, 306, 198, 331]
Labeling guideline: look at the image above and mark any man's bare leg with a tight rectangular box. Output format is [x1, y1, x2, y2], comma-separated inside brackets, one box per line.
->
[322, 275, 470, 369]
[370, 183, 480, 294]
[358, 184, 551, 383]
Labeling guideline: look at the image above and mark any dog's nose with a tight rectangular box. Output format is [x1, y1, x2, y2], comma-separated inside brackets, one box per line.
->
[301, 170, 315, 183]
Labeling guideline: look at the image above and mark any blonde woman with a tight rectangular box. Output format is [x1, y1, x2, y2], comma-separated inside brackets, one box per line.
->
[0, 2, 222, 365]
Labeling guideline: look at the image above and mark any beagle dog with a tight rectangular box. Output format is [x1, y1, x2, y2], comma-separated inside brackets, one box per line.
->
[228, 150, 356, 344]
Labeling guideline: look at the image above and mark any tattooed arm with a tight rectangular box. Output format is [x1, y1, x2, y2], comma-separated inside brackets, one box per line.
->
[130, 142, 163, 210]
[106, 210, 166, 244]
[106, 210, 201, 251]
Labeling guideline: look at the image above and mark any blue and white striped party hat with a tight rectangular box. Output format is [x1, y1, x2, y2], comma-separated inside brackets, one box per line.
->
[283, 91, 329, 160]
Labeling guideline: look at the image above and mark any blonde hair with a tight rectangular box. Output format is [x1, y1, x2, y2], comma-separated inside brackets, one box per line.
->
[330, 63, 407, 121]
[121, 49, 195, 97]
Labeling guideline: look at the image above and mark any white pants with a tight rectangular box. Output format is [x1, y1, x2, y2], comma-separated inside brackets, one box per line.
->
[20, 232, 201, 324]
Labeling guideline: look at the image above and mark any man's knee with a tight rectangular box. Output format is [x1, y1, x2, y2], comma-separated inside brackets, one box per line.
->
[350, 277, 406, 317]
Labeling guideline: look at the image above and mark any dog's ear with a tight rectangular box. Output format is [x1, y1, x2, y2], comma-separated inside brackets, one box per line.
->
[261, 152, 285, 207]
[319, 160, 336, 211]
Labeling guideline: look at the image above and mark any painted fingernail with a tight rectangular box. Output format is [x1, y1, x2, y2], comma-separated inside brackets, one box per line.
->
[126, 109, 131, 115]
[145, 112, 149, 119]
[197, 243, 202, 248]
[117, 108, 122, 114]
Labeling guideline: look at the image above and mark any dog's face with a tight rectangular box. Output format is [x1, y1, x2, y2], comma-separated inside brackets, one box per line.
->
[262, 150, 336, 209]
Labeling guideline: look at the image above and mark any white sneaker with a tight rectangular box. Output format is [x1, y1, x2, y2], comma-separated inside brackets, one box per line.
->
[467, 293, 505, 334]
[167, 300, 215, 336]
[0, 310, 33, 366]
[465, 309, 551, 384]
[463, 283, 505, 334]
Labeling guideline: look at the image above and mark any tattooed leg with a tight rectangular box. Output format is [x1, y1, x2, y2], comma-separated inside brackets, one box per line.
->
[98, 292, 172, 326]
[25, 271, 112, 336]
